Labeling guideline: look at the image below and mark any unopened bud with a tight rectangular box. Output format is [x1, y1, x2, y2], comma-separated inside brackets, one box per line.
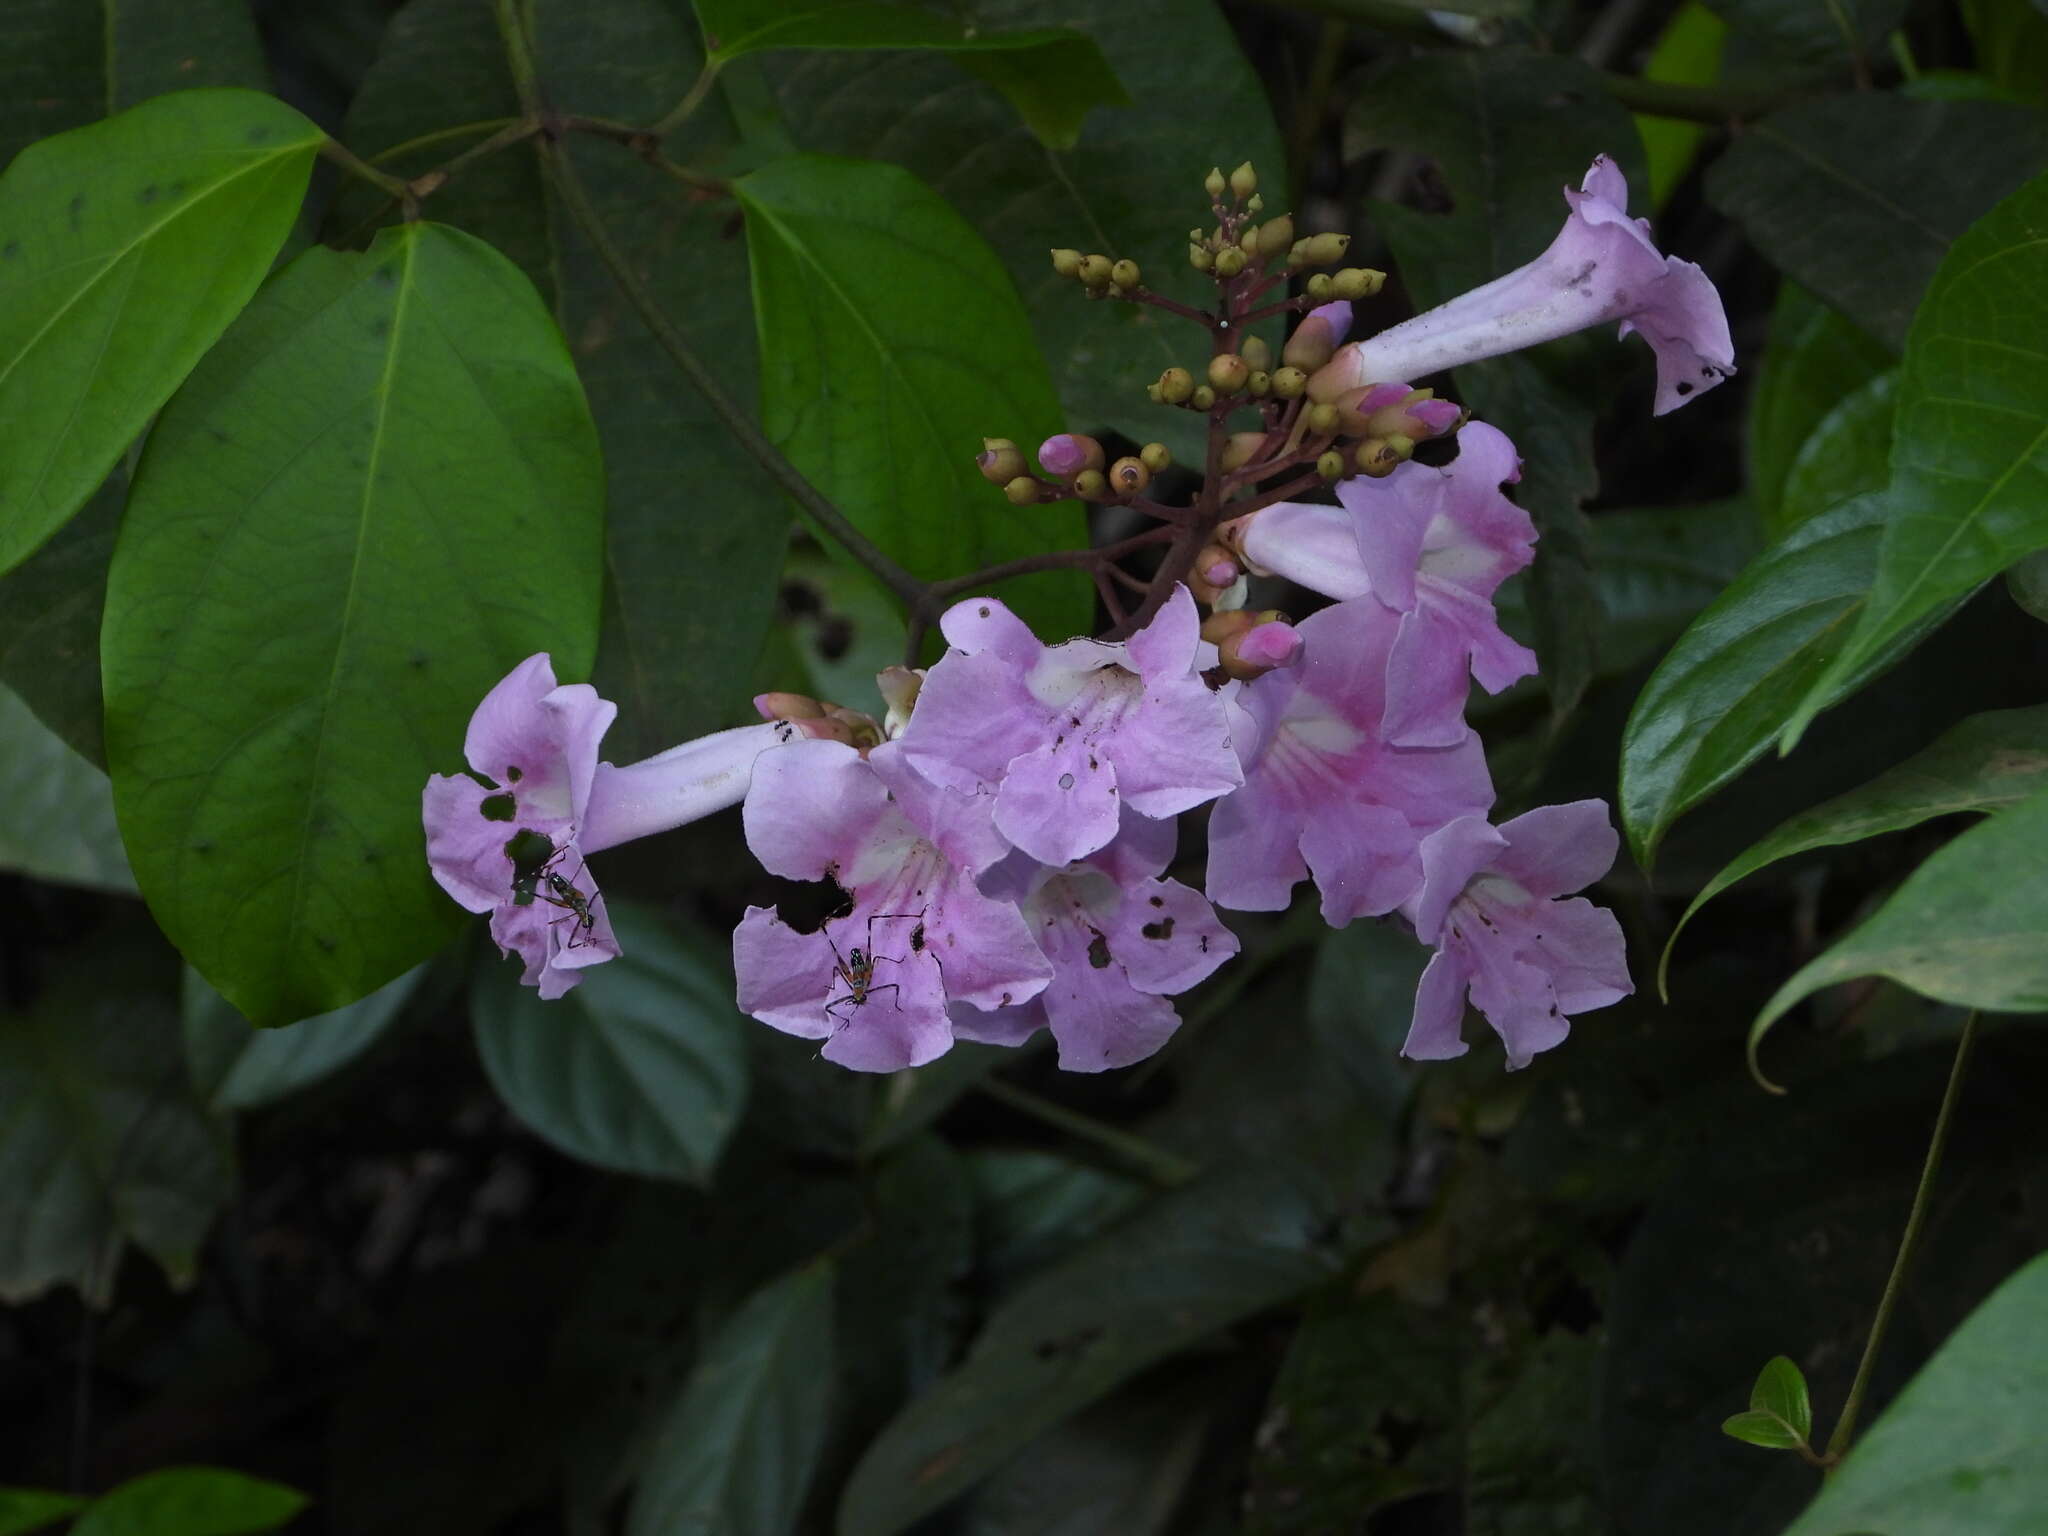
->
[1355, 437, 1403, 477]
[1204, 166, 1226, 199]
[1213, 247, 1247, 278]
[1229, 161, 1258, 200]
[1072, 468, 1107, 499]
[1147, 382, 1164, 402]
[755, 691, 825, 721]
[824, 703, 885, 752]
[1189, 243, 1213, 271]
[1191, 554, 1246, 607]
[1301, 232, 1350, 267]
[1241, 334, 1272, 372]
[1238, 227, 1259, 254]
[1283, 304, 1348, 371]
[876, 665, 922, 737]
[1039, 433, 1105, 478]
[1247, 370, 1270, 398]
[1108, 456, 1150, 495]
[1255, 214, 1295, 258]
[1380, 433, 1416, 464]
[1287, 238, 1310, 270]
[794, 715, 856, 746]
[1330, 266, 1387, 301]
[1270, 365, 1307, 399]
[1207, 353, 1250, 393]
[1200, 609, 1255, 646]
[1110, 258, 1140, 289]
[1317, 450, 1346, 480]
[1305, 273, 1334, 300]
[1050, 248, 1084, 278]
[1158, 366, 1195, 404]
[1139, 442, 1172, 472]
[1306, 402, 1341, 436]
[977, 437, 1025, 483]
[1190, 384, 1216, 410]
[1076, 253, 1113, 288]
[1004, 475, 1043, 506]
[1246, 193, 1265, 213]
[1218, 431, 1266, 472]
[1218, 614, 1302, 680]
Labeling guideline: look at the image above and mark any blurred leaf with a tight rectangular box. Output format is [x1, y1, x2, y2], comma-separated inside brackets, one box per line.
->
[838, 1162, 1353, 1534]
[1357, 50, 1649, 723]
[0, 1489, 85, 1536]
[1465, 1329, 1604, 1534]
[693, 1, 1129, 149]
[1637, 3, 1727, 209]
[0, 684, 135, 894]
[1618, 493, 1959, 870]
[1701, 0, 1903, 72]
[1748, 283, 1895, 533]
[0, 89, 320, 575]
[760, 0, 1286, 464]
[1773, 370, 1894, 538]
[1782, 170, 2048, 748]
[0, 921, 230, 1304]
[0, 472, 119, 764]
[1707, 97, 2048, 350]
[1780, 1251, 2048, 1535]
[1666, 704, 2048, 985]
[104, 222, 604, 1026]
[1750, 1355, 1813, 1439]
[628, 1261, 837, 1536]
[1719, 1409, 1805, 1449]
[1304, 916, 1426, 1120]
[2010, 547, 2048, 622]
[471, 902, 750, 1182]
[963, 1148, 1144, 1293]
[735, 153, 1086, 640]
[1752, 783, 2048, 1065]
[1962, 0, 2048, 104]
[69, 1469, 306, 1536]
[183, 962, 423, 1113]
[863, 1041, 1013, 1156]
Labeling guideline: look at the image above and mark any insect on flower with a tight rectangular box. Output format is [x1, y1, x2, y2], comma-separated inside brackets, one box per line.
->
[502, 827, 604, 949]
[823, 909, 928, 1030]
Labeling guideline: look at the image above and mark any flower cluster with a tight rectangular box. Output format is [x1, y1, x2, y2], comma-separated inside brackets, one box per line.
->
[424, 154, 1727, 1074]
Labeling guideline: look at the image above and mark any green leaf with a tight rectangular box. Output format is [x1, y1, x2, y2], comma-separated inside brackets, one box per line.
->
[1751, 782, 2048, 1074]
[1750, 1355, 1813, 1438]
[1706, 97, 2048, 351]
[1700, 0, 1904, 72]
[693, 1, 1129, 149]
[2009, 546, 2048, 622]
[627, 1262, 837, 1536]
[70, 1469, 306, 1536]
[1636, 2, 1728, 209]
[1747, 283, 1895, 534]
[1781, 1251, 2048, 1536]
[861, 1040, 1013, 1156]
[1775, 370, 1894, 538]
[470, 902, 750, 1183]
[1961, 0, 2048, 106]
[104, 221, 604, 1026]
[837, 1164, 1347, 1535]
[1780, 170, 2048, 750]
[0, 470, 119, 764]
[0, 1489, 86, 1536]
[1719, 1408, 1806, 1449]
[1618, 493, 1959, 870]
[1664, 705, 2048, 992]
[758, 0, 1286, 466]
[0, 920, 230, 1304]
[0, 89, 320, 575]
[962, 1149, 1143, 1292]
[735, 152, 1086, 640]
[0, 683, 135, 894]
[183, 963, 423, 1113]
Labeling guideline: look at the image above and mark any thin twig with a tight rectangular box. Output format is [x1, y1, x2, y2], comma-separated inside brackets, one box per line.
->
[976, 1076, 1199, 1188]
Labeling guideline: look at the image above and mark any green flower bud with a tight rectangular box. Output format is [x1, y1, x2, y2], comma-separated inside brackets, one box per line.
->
[1077, 253, 1113, 288]
[1241, 334, 1272, 372]
[1355, 437, 1402, 477]
[1003, 475, 1042, 506]
[1147, 382, 1164, 403]
[1247, 370, 1270, 398]
[1255, 214, 1295, 258]
[1204, 167, 1226, 199]
[1110, 258, 1141, 289]
[1238, 227, 1259, 253]
[1246, 193, 1265, 214]
[1108, 456, 1151, 495]
[1207, 353, 1251, 393]
[1270, 365, 1308, 399]
[1050, 248, 1084, 278]
[1229, 161, 1258, 200]
[1158, 366, 1195, 404]
[977, 437, 1025, 483]
[1139, 442, 1172, 472]
[1189, 243, 1213, 271]
[1317, 450, 1346, 480]
[1381, 433, 1417, 464]
[1306, 402, 1341, 436]
[1305, 273, 1334, 300]
[1302, 232, 1350, 266]
[1219, 431, 1266, 471]
[1190, 384, 1216, 410]
[1213, 247, 1247, 279]
[1330, 266, 1387, 301]
[1287, 238, 1310, 270]
[1073, 468, 1107, 499]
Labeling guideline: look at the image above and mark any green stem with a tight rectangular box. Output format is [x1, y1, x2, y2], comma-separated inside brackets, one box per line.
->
[1596, 72, 1805, 122]
[368, 117, 523, 166]
[976, 1076, 1199, 1188]
[652, 61, 726, 138]
[318, 137, 416, 207]
[1824, 1011, 1980, 1464]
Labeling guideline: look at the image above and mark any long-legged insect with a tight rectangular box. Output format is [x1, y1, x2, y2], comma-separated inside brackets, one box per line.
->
[504, 831, 603, 950]
[822, 909, 927, 1030]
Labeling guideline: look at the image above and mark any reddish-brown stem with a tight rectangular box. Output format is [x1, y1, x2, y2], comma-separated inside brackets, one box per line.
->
[1094, 566, 1129, 626]
[1123, 288, 1214, 326]
[927, 525, 1177, 601]
[1239, 295, 1316, 326]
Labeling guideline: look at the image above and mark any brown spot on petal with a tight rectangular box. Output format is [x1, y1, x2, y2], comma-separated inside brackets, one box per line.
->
[1141, 918, 1175, 940]
[1086, 931, 1112, 969]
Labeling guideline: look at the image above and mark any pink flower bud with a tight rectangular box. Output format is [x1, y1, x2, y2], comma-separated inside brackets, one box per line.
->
[1038, 433, 1105, 479]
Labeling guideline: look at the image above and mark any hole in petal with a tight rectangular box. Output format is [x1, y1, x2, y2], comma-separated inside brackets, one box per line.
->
[1058, 772, 1076, 790]
[1086, 932, 1112, 969]
[1141, 918, 1175, 940]
[479, 793, 517, 821]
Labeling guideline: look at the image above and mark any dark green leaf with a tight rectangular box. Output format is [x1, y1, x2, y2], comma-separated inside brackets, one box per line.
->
[628, 1262, 837, 1536]
[862, 1041, 1013, 1156]
[1637, 3, 1727, 208]
[1962, 0, 2048, 104]
[1747, 283, 1895, 534]
[0, 1489, 85, 1536]
[104, 221, 604, 1026]
[1618, 493, 1960, 869]
[470, 902, 749, 1182]
[1775, 370, 1894, 536]
[0, 920, 230, 1304]
[1665, 705, 2048, 988]
[184, 962, 422, 1113]
[1701, 0, 1904, 73]
[693, 1, 1129, 149]
[1706, 97, 2048, 350]
[0, 89, 321, 574]
[69, 1469, 306, 1536]
[735, 152, 1086, 639]
[962, 1148, 1144, 1292]
[1750, 1355, 1812, 1439]
[1780, 1251, 2048, 1535]
[1719, 1409, 1805, 1449]
[1305, 915, 1426, 1121]
[1782, 170, 2048, 748]
[0, 470, 119, 764]
[1751, 782, 2048, 1068]
[0, 683, 135, 894]
[760, 0, 1286, 464]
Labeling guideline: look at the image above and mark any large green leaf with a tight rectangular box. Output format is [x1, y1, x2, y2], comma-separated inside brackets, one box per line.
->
[0, 683, 135, 894]
[1781, 170, 2048, 749]
[470, 902, 750, 1182]
[1664, 705, 2048, 991]
[0, 89, 320, 574]
[104, 221, 605, 1026]
[1618, 493, 1959, 869]
[0, 921, 230, 1304]
[1781, 1251, 2048, 1535]
[1706, 97, 2048, 350]
[1700, 0, 1905, 73]
[184, 962, 423, 1113]
[692, 1, 1128, 149]
[69, 1469, 306, 1536]
[735, 152, 1086, 639]
[1747, 283, 1894, 533]
[0, 472, 119, 763]
[627, 1262, 837, 1536]
[1775, 370, 1894, 537]
[1751, 782, 2048, 1068]
[759, 0, 1286, 465]
[0, 1489, 85, 1536]
[1636, 2, 1727, 209]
